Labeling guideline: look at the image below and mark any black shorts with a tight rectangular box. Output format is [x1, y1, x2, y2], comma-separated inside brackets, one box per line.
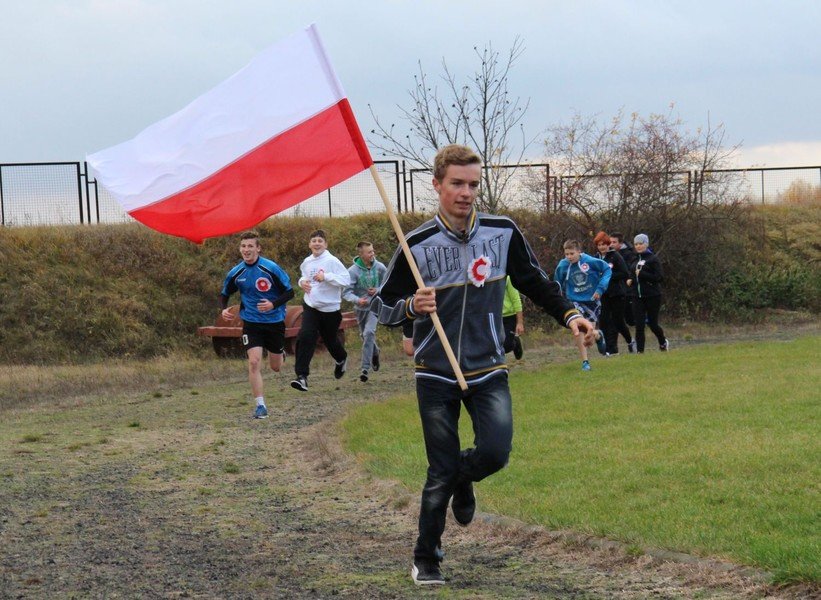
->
[242, 320, 285, 354]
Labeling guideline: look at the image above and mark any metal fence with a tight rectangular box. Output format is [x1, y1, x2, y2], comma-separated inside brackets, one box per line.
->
[1, 161, 818, 227]
[543, 166, 820, 213]
[0, 160, 403, 226]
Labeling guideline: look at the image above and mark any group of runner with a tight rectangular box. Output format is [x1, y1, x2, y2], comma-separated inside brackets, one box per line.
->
[218, 144, 664, 585]
[554, 230, 668, 370]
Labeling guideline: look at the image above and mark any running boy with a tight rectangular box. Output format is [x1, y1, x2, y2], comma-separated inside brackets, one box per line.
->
[376, 144, 596, 585]
[220, 230, 294, 418]
[343, 241, 387, 382]
[594, 231, 633, 355]
[290, 230, 351, 392]
[554, 239, 610, 370]
[502, 276, 525, 359]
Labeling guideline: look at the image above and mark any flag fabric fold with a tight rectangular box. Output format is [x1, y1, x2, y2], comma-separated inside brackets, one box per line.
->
[87, 24, 373, 243]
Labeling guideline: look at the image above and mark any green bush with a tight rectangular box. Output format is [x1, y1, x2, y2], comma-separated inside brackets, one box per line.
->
[0, 204, 817, 364]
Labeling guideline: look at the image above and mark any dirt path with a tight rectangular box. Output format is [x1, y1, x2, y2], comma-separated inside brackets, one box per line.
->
[1, 327, 817, 599]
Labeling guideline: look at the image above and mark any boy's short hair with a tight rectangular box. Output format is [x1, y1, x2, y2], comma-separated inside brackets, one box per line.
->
[309, 229, 326, 241]
[593, 231, 611, 246]
[433, 144, 481, 181]
[610, 232, 624, 243]
[563, 239, 582, 251]
[356, 241, 372, 250]
[240, 230, 260, 243]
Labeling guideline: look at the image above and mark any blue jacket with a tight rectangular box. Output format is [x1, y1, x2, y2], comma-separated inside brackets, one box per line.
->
[554, 253, 612, 302]
[221, 257, 293, 323]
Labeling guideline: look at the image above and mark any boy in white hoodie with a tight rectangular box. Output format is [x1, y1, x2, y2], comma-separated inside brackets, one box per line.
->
[291, 230, 352, 392]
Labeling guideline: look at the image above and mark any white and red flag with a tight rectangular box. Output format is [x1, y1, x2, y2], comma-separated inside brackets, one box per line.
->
[87, 24, 372, 243]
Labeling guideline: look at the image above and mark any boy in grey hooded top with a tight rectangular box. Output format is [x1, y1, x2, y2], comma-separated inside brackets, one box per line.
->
[343, 241, 387, 380]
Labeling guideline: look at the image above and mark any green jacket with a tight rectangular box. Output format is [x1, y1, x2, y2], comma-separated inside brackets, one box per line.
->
[502, 276, 522, 317]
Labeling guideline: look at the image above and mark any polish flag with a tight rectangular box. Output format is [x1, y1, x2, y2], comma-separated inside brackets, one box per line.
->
[87, 25, 373, 243]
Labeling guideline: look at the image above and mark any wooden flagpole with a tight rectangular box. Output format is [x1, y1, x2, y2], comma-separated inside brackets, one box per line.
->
[369, 164, 468, 391]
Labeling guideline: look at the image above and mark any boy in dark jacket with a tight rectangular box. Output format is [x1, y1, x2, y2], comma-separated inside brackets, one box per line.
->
[376, 144, 596, 586]
[611, 232, 637, 328]
[629, 233, 668, 352]
[594, 231, 634, 355]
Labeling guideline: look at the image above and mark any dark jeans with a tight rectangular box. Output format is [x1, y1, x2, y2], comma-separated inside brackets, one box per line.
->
[414, 374, 513, 561]
[502, 315, 517, 353]
[294, 303, 347, 377]
[633, 295, 666, 352]
[600, 295, 633, 354]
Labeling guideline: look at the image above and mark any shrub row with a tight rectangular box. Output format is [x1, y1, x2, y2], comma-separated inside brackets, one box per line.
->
[0, 204, 816, 364]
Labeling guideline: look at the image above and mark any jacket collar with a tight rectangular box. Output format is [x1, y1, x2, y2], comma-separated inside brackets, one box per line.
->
[435, 208, 479, 242]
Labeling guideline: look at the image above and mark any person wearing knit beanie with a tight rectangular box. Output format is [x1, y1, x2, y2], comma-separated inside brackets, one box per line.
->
[630, 234, 669, 353]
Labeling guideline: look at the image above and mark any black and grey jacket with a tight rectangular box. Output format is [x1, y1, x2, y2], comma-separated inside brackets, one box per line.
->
[630, 250, 664, 298]
[376, 209, 580, 386]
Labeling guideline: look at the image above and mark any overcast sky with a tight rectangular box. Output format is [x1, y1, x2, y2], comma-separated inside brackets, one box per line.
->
[2, 0, 820, 167]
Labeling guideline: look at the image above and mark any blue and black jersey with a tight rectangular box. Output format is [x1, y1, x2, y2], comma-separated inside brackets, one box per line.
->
[221, 257, 293, 323]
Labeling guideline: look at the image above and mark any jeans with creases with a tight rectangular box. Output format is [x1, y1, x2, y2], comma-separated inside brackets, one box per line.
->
[355, 309, 379, 371]
[413, 373, 512, 561]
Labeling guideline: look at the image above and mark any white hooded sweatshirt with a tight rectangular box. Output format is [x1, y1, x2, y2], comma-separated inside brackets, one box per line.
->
[298, 250, 351, 312]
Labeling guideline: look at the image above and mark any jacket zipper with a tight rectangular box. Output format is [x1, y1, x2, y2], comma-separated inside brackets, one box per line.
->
[456, 238, 469, 364]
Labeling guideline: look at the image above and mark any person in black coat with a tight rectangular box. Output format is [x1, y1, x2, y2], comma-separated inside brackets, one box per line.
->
[610, 232, 638, 328]
[628, 233, 668, 352]
[594, 231, 634, 354]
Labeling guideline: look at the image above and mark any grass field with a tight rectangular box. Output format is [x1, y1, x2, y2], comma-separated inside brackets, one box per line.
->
[342, 336, 821, 584]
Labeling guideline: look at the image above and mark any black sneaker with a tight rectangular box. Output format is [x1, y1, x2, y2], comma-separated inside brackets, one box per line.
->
[627, 340, 637, 354]
[451, 479, 475, 526]
[290, 376, 308, 392]
[371, 350, 380, 372]
[334, 358, 347, 379]
[660, 339, 670, 352]
[513, 336, 524, 360]
[411, 559, 445, 586]
[360, 369, 369, 382]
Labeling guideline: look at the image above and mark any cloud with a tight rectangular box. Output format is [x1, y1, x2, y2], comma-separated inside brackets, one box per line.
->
[734, 142, 821, 168]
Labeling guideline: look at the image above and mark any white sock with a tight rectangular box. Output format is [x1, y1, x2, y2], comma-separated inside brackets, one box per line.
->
[255, 396, 265, 407]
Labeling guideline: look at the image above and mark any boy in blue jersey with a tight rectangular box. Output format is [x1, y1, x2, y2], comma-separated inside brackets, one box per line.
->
[554, 239, 610, 370]
[220, 230, 294, 418]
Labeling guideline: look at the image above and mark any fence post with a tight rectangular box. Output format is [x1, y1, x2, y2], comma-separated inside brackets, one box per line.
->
[760, 170, 765, 205]
[327, 188, 332, 217]
[75, 162, 84, 224]
[393, 161, 401, 214]
[0, 166, 4, 226]
[401, 161, 407, 212]
[545, 164, 550, 212]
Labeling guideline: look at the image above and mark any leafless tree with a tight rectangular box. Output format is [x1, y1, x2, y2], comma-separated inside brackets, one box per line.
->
[368, 38, 534, 212]
[533, 107, 743, 246]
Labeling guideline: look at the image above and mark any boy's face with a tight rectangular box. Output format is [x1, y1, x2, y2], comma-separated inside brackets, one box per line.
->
[358, 244, 375, 264]
[609, 238, 621, 251]
[239, 238, 261, 264]
[564, 248, 581, 263]
[309, 236, 327, 256]
[597, 241, 610, 255]
[433, 163, 481, 226]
